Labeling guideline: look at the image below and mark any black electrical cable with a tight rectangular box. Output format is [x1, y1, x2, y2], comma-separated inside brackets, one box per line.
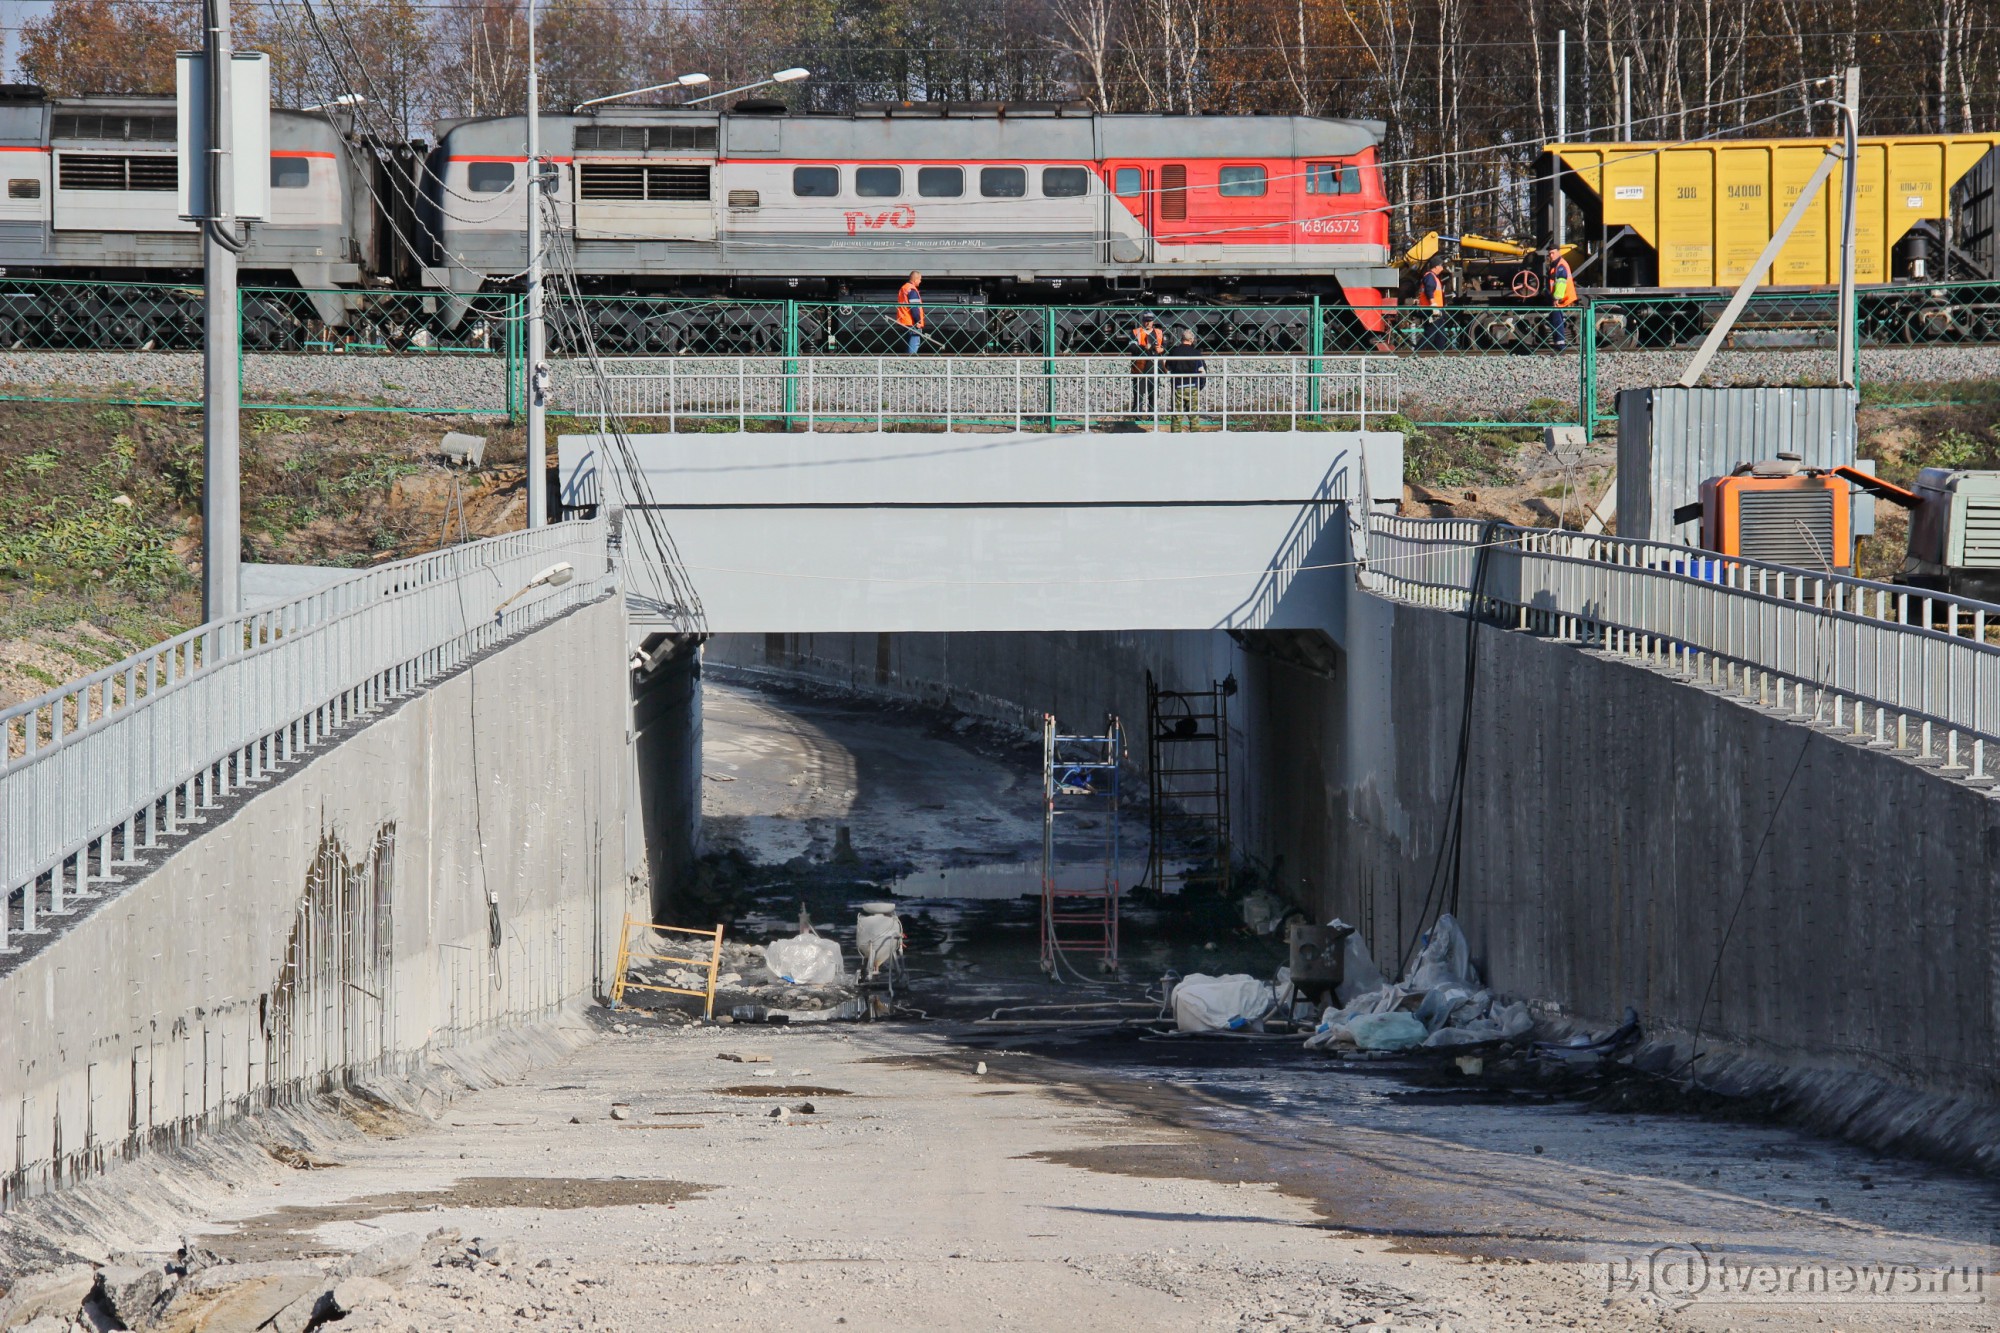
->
[1397, 519, 1497, 977]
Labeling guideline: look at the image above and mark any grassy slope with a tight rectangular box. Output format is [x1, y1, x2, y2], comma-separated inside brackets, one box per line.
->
[5, 383, 1994, 706]
[0, 404, 532, 708]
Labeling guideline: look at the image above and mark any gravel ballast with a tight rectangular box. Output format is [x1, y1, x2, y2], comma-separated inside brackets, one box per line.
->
[0, 344, 1992, 421]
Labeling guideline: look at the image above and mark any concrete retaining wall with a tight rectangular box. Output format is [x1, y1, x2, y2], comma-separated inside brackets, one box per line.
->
[1328, 601, 2000, 1102]
[1, 595, 639, 1208]
[632, 641, 704, 919]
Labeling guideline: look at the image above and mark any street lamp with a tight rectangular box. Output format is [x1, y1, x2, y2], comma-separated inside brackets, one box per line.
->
[493, 562, 575, 619]
[682, 68, 809, 105]
[302, 93, 366, 111]
[573, 72, 710, 114]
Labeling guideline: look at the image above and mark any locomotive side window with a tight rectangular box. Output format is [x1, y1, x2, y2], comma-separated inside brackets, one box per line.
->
[1160, 164, 1187, 219]
[52, 113, 173, 141]
[980, 166, 1026, 198]
[1041, 167, 1089, 197]
[855, 167, 902, 198]
[1113, 167, 1141, 197]
[1218, 165, 1266, 197]
[1304, 162, 1361, 195]
[8, 179, 39, 199]
[793, 166, 839, 197]
[271, 157, 311, 189]
[918, 166, 962, 197]
[467, 162, 516, 193]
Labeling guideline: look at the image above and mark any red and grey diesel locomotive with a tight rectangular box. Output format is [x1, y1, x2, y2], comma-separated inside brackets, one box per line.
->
[419, 102, 1395, 318]
[0, 85, 1397, 345]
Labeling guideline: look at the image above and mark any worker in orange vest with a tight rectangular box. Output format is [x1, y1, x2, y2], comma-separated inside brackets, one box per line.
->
[1129, 313, 1166, 418]
[1546, 246, 1577, 352]
[1417, 255, 1448, 351]
[897, 271, 924, 354]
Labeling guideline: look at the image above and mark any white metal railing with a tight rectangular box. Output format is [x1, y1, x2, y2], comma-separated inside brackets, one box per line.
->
[1364, 512, 2000, 778]
[0, 520, 614, 954]
[567, 354, 1400, 430]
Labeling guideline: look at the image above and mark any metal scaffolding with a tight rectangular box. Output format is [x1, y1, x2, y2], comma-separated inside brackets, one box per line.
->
[1143, 672, 1234, 897]
[1039, 713, 1125, 974]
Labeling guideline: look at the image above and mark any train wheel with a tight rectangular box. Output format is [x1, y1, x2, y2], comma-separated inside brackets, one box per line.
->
[1465, 312, 1519, 351]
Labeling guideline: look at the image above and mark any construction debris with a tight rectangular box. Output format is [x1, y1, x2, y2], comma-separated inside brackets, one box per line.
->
[1170, 973, 1278, 1032]
[1305, 915, 1535, 1053]
[764, 931, 844, 986]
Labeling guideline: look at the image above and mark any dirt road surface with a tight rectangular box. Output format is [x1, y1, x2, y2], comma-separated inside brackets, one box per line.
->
[12, 677, 1999, 1332]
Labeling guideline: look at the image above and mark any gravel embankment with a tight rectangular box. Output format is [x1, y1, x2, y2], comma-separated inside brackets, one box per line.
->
[0, 344, 1992, 420]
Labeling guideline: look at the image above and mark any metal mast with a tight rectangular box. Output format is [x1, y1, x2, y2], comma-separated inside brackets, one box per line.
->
[525, 0, 547, 527]
[201, 0, 240, 618]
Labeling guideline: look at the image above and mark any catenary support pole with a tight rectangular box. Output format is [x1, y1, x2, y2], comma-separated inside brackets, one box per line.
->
[525, 0, 547, 527]
[1554, 30, 1567, 249]
[1836, 65, 1860, 388]
[1622, 56, 1632, 141]
[201, 0, 240, 620]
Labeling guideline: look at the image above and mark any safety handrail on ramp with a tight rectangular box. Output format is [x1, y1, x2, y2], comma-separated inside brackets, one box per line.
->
[1363, 512, 2000, 780]
[0, 519, 614, 956]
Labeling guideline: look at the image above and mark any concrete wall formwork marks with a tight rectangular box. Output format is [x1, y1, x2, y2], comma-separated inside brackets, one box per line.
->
[0, 595, 637, 1207]
[1340, 600, 2000, 1098]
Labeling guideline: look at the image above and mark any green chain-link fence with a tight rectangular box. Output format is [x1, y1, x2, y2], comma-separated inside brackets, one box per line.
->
[1580, 279, 2000, 431]
[0, 276, 1991, 429]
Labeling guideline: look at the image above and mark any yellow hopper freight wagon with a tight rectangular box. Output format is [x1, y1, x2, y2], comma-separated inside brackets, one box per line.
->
[1539, 133, 2000, 291]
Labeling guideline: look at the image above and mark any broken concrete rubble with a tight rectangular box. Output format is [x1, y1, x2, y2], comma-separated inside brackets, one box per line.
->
[0, 1266, 94, 1330]
[91, 1263, 165, 1328]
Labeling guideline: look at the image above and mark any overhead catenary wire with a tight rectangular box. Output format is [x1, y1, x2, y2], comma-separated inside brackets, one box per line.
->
[538, 191, 706, 632]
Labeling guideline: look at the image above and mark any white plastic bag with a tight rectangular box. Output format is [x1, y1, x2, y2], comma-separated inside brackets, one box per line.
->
[1171, 973, 1276, 1033]
[1334, 922, 1386, 1005]
[1407, 913, 1479, 992]
[1346, 1011, 1427, 1052]
[763, 934, 844, 985]
[1491, 1000, 1534, 1039]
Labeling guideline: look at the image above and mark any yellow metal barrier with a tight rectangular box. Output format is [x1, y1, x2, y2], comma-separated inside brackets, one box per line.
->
[609, 917, 725, 1018]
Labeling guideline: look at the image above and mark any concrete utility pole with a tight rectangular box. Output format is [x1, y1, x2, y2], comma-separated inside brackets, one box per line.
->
[1622, 56, 1632, 141]
[1679, 66, 1861, 388]
[1554, 30, 1567, 249]
[525, 0, 547, 529]
[201, 0, 240, 619]
[1836, 65, 1861, 388]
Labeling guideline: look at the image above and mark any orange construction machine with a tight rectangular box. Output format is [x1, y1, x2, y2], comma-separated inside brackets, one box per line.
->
[1673, 454, 1920, 574]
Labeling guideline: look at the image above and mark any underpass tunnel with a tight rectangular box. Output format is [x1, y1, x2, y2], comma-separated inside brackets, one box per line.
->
[625, 624, 1370, 1017]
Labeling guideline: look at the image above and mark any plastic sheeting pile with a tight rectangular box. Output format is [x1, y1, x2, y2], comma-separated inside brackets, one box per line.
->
[1304, 914, 1532, 1053]
[763, 932, 845, 985]
[1171, 973, 1277, 1032]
